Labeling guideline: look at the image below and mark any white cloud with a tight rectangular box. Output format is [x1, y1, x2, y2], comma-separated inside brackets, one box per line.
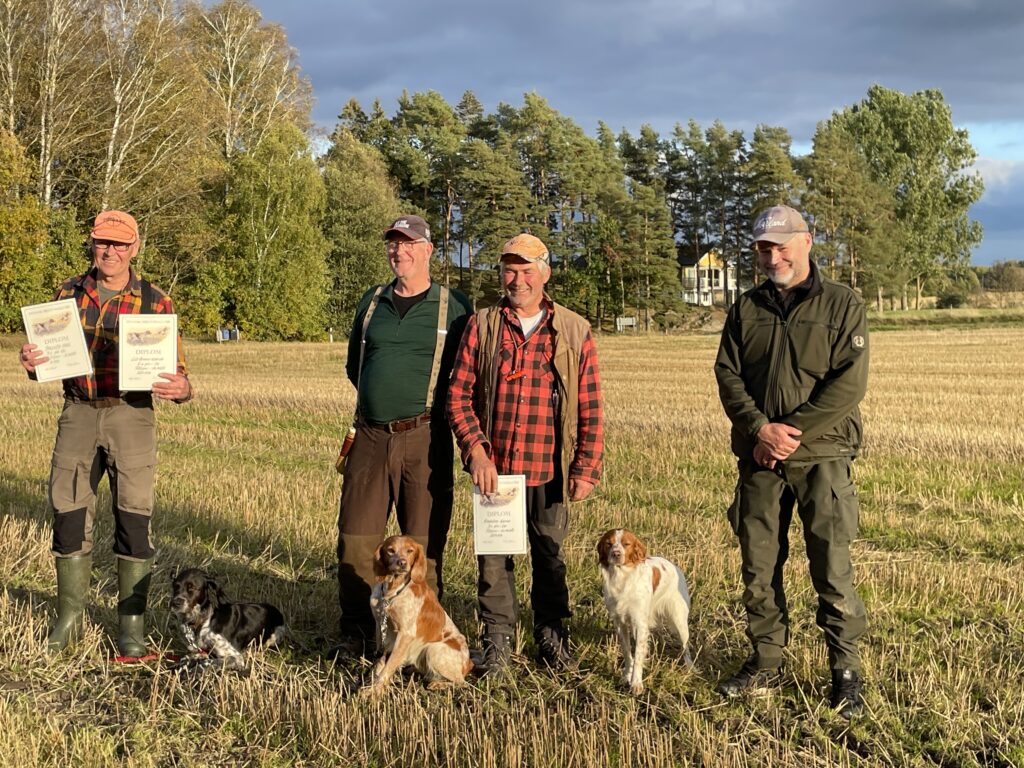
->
[974, 157, 1024, 192]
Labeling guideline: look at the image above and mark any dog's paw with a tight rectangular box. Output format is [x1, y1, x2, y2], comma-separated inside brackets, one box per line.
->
[629, 679, 645, 696]
[359, 683, 386, 699]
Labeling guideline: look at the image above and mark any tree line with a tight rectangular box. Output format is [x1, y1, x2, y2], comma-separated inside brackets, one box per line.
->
[0, 0, 986, 338]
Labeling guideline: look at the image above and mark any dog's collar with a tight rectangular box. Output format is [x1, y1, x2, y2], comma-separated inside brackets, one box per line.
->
[378, 574, 412, 640]
[381, 574, 412, 606]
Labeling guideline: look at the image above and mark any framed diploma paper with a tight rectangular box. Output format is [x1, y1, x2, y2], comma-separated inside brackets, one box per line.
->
[473, 474, 528, 555]
[21, 299, 93, 383]
[118, 314, 177, 391]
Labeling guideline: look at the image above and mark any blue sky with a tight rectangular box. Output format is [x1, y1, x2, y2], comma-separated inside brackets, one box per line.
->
[253, 0, 1024, 266]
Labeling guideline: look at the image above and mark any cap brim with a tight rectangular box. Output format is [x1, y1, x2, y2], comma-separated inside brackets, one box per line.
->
[91, 226, 137, 244]
[751, 232, 801, 248]
[501, 252, 547, 263]
[383, 228, 424, 241]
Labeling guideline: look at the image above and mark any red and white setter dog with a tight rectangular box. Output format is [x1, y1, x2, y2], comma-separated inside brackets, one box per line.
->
[362, 535, 473, 695]
[597, 528, 693, 695]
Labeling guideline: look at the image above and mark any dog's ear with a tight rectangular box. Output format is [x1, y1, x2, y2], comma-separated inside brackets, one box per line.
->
[205, 577, 225, 608]
[409, 540, 428, 583]
[596, 533, 610, 565]
[629, 533, 647, 564]
[372, 542, 388, 578]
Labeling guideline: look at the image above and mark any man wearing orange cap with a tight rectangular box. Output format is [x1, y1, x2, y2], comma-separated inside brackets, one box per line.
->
[19, 209, 192, 659]
[447, 233, 604, 673]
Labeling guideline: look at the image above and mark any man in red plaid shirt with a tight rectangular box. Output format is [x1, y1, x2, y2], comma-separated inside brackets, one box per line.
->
[447, 233, 603, 673]
[20, 209, 192, 659]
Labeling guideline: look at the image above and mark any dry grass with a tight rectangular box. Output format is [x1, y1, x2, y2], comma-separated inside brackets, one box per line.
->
[1, 327, 1023, 767]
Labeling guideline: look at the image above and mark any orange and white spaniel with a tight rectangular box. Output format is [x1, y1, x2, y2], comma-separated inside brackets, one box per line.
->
[362, 535, 473, 695]
[597, 528, 693, 695]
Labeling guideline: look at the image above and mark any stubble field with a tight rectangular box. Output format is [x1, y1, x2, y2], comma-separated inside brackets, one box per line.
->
[1, 326, 1023, 767]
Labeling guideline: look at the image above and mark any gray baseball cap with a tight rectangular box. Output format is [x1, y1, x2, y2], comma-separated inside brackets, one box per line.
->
[383, 215, 430, 241]
[751, 205, 809, 247]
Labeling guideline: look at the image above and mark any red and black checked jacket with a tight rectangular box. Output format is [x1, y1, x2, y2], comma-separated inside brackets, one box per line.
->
[52, 268, 188, 401]
[447, 298, 602, 488]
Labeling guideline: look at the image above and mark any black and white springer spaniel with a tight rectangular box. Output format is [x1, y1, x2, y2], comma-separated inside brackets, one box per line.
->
[169, 568, 285, 670]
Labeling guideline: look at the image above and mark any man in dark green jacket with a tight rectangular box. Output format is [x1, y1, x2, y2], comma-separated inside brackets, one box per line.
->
[714, 205, 869, 719]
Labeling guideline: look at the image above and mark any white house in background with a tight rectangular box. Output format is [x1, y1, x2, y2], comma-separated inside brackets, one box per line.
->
[679, 250, 738, 306]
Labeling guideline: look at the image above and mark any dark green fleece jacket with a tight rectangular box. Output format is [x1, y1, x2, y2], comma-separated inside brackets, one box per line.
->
[714, 263, 869, 465]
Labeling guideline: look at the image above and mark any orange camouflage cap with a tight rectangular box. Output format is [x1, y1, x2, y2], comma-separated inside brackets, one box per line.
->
[500, 233, 549, 263]
[91, 210, 139, 244]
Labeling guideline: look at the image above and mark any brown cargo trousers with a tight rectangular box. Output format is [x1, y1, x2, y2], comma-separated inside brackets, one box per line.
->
[728, 458, 867, 671]
[336, 418, 454, 639]
[48, 397, 157, 561]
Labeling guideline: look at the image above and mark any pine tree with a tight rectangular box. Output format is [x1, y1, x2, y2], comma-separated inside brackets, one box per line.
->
[321, 127, 402, 326]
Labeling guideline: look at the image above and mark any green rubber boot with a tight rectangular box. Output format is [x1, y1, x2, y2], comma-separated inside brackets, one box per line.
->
[46, 555, 92, 653]
[116, 557, 153, 657]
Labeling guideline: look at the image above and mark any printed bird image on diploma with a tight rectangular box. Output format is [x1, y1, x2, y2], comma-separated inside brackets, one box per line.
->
[31, 311, 71, 336]
[126, 326, 170, 346]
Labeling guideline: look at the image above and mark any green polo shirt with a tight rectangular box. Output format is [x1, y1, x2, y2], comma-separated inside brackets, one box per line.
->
[347, 282, 472, 424]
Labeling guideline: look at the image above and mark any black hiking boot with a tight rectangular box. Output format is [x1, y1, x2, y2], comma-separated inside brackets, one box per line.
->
[535, 624, 575, 671]
[718, 655, 782, 697]
[475, 633, 513, 676]
[830, 668, 864, 719]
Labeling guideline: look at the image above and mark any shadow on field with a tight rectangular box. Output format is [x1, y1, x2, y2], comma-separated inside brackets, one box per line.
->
[0, 468, 339, 656]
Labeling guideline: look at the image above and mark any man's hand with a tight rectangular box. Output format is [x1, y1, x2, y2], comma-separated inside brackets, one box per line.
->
[152, 372, 191, 402]
[756, 422, 802, 461]
[568, 478, 595, 502]
[19, 343, 47, 374]
[752, 442, 777, 470]
[468, 444, 498, 497]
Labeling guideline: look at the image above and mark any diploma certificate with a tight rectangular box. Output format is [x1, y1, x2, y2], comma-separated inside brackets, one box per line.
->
[118, 314, 177, 391]
[21, 299, 93, 383]
[473, 474, 528, 555]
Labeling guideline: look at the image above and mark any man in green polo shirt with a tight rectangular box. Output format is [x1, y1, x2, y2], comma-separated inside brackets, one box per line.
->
[331, 215, 472, 658]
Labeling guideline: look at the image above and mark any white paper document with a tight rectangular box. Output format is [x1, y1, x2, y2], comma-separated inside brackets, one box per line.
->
[473, 474, 528, 555]
[118, 314, 178, 391]
[21, 299, 93, 383]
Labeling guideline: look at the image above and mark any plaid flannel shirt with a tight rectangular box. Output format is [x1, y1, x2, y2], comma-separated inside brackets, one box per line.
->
[448, 301, 603, 487]
[52, 268, 188, 401]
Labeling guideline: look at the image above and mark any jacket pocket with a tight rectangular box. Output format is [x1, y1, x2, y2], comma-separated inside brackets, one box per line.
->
[830, 476, 860, 546]
[788, 319, 835, 376]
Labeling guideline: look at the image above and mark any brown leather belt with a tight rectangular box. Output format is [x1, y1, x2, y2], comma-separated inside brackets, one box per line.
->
[65, 394, 152, 409]
[367, 412, 431, 434]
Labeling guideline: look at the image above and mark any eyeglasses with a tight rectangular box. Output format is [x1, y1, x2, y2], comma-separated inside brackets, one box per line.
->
[386, 239, 427, 254]
[754, 243, 790, 256]
[94, 240, 132, 254]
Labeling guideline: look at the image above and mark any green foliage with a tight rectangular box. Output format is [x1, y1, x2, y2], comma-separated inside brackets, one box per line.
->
[454, 137, 530, 305]
[0, 130, 52, 330]
[221, 123, 328, 340]
[804, 119, 900, 293]
[982, 260, 1024, 292]
[936, 287, 968, 308]
[321, 128, 402, 326]
[836, 86, 985, 305]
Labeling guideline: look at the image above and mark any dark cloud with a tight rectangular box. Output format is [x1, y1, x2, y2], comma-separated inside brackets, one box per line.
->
[252, 0, 1024, 263]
